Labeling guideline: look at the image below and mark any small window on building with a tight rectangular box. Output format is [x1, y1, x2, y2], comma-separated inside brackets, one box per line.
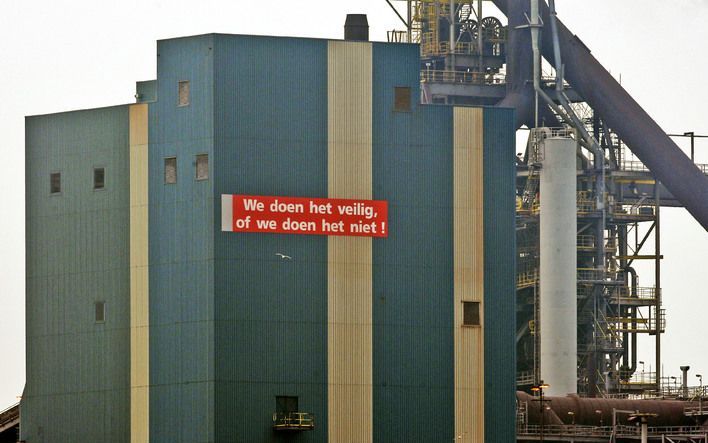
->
[50, 172, 61, 195]
[196, 154, 209, 181]
[95, 301, 106, 323]
[394, 86, 411, 112]
[178, 80, 190, 106]
[276, 396, 299, 413]
[165, 157, 177, 184]
[463, 301, 480, 326]
[93, 167, 105, 190]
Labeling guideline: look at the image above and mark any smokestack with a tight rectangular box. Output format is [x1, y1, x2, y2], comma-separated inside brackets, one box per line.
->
[681, 366, 690, 397]
[539, 133, 578, 396]
[344, 14, 369, 41]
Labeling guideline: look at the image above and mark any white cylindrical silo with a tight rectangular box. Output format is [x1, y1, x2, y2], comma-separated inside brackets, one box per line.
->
[539, 136, 577, 396]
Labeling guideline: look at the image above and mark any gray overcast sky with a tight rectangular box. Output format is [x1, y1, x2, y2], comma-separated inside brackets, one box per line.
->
[1, 1, 706, 407]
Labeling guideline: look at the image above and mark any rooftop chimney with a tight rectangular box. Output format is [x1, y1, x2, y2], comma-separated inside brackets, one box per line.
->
[344, 14, 369, 41]
[681, 366, 690, 398]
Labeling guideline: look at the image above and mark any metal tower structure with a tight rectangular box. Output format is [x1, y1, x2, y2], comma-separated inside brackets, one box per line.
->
[385, 0, 708, 398]
[386, 0, 507, 105]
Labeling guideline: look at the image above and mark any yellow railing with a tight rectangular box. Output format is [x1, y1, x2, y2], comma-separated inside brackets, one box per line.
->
[620, 371, 657, 385]
[577, 235, 596, 249]
[612, 286, 657, 300]
[608, 308, 665, 333]
[272, 412, 315, 431]
[517, 268, 538, 289]
[577, 191, 597, 214]
[420, 39, 505, 57]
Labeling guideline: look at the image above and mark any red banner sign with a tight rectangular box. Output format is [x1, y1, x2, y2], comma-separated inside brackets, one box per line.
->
[221, 194, 388, 238]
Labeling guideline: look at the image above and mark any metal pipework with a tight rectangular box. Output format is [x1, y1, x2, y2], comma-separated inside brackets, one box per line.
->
[517, 391, 696, 427]
[496, 0, 558, 128]
[681, 366, 690, 398]
[626, 267, 638, 373]
[493, 0, 708, 230]
[529, 0, 541, 128]
[532, 0, 607, 215]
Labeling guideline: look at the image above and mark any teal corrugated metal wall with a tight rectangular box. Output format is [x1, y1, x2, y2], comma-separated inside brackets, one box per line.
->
[23, 33, 517, 443]
[483, 107, 517, 443]
[212, 35, 329, 443]
[149, 34, 216, 443]
[372, 43, 456, 442]
[23, 106, 131, 442]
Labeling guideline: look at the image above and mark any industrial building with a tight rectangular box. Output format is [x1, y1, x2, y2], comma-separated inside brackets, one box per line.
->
[378, 0, 708, 441]
[21, 0, 708, 442]
[22, 20, 516, 443]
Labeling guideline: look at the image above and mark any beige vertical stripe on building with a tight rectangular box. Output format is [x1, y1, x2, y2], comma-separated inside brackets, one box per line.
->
[129, 103, 150, 443]
[327, 40, 373, 443]
[453, 107, 485, 443]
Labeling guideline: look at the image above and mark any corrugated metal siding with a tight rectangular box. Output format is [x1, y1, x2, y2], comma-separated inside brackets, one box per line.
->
[136, 80, 157, 103]
[372, 42, 456, 443]
[23, 106, 131, 442]
[327, 40, 373, 443]
[129, 103, 150, 443]
[148, 34, 215, 443]
[453, 106, 485, 442]
[482, 107, 517, 443]
[212, 35, 329, 443]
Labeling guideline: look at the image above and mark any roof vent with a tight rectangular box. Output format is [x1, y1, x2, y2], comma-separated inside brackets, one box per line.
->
[344, 14, 369, 41]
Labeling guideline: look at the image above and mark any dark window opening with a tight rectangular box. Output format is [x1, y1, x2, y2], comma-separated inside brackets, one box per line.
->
[276, 396, 298, 413]
[50, 172, 61, 195]
[94, 167, 105, 190]
[463, 301, 480, 326]
[394, 86, 411, 112]
[196, 154, 208, 181]
[165, 157, 177, 184]
[95, 301, 105, 323]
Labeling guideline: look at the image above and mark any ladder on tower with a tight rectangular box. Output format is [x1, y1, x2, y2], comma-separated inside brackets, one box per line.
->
[521, 166, 540, 211]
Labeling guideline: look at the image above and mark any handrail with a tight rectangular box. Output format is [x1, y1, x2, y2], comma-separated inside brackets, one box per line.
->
[518, 424, 708, 437]
[620, 159, 708, 175]
[577, 267, 616, 282]
[612, 286, 657, 300]
[420, 69, 506, 85]
[272, 412, 315, 430]
[516, 268, 538, 289]
[577, 235, 596, 249]
[608, 308, 664, 333]
[516, 371, 535, 385]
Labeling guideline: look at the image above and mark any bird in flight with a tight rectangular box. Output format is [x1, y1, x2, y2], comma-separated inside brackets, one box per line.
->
[275, 253, 292, 260]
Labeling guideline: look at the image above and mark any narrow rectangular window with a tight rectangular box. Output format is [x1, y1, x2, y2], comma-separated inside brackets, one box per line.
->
[463, 301, 480, 326]
[50, 172, 61, 195]
[394, 86, 411, 112]
[196, 154, 209, 181]
[165, 157, 177, 184]
[93, 167, 105, 190]
[178, 80, 190, 106]
[95, 301, 105, 323]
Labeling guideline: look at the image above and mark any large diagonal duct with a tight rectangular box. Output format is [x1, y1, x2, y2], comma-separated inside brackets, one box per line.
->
[493, 0, 708, 230]
[496, 0, 559, 128]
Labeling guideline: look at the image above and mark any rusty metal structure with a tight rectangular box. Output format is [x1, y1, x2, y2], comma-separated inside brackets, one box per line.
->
[516, 391, 708, 442]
